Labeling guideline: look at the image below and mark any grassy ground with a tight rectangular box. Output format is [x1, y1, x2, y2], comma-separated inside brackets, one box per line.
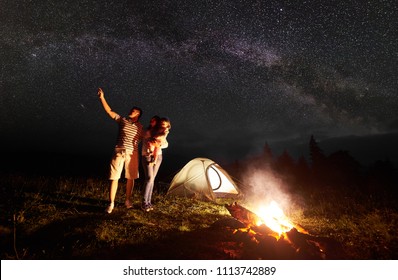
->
[1, 173, 397, 259]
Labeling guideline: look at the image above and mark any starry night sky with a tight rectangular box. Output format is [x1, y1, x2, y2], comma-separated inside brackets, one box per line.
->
[1, 0, 397, 176]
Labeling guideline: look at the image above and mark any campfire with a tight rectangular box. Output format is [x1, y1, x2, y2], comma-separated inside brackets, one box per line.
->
[255, 201, 295, 236]
[225, 201, 342, 259]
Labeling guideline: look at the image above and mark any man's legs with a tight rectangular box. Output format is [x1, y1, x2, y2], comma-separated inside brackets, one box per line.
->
[125, 179, 134, 208]
[125, 150, 138, 209]
[106, 148, 125, 214]
[109, 180, 119, 203]
[106, 179, 119, 213]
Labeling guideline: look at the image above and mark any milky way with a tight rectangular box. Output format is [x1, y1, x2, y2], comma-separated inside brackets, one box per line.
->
[1, 0, 397, 166]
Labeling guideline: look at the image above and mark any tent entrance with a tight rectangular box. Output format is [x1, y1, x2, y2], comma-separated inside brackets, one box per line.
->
[207, 164, 239, 194]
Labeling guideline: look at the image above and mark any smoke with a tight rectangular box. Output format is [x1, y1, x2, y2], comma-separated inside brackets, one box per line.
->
[239, 165, 301, 215]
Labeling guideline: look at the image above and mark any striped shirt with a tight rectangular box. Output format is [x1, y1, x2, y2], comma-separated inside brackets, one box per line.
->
[114, 114, 143, 151]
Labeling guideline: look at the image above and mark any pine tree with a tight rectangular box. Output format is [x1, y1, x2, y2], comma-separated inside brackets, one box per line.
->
[263, 142, 274, 165]
[309, 135, 326, 168]
[309, 135, 328, 185]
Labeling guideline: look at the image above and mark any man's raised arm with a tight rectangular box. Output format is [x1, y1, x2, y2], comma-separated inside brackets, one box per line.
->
[98, 87, 117, 119]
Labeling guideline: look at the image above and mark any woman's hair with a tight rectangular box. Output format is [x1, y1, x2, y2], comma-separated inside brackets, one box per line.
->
[151, 117, 171, 137]
[147, 115, 161, 130]
[159, 117, 171, 129]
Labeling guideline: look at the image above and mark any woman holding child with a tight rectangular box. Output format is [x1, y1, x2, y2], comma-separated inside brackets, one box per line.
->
[141, 116, 171, 212]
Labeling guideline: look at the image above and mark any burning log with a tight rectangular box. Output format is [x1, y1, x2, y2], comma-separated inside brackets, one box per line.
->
[225, 202, 344, 259]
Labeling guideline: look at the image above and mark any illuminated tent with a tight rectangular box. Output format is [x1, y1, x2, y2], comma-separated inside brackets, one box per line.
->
[166, 158, 240, 201]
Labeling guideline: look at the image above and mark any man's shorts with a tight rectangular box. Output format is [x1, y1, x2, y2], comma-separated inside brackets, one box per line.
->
[109, 148, 139, 180]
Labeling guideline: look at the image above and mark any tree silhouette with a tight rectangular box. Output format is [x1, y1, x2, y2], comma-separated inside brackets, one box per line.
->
[366, 159, 397, 198]
[263, 142, 274, 166]
[309, 135, 326, 168]
[326, 150, 362, 189]
[295, 155, 311, 188]
[229, 134, 397, 200]
[309, 135, 329, 185]
[275, 149, 295, 174]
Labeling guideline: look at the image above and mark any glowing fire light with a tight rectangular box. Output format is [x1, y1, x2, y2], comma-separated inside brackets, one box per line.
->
[255, 201, 294, 235]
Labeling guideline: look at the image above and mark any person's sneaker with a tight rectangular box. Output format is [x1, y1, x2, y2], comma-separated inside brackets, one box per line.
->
[141, 203, 151, 212]
[105, 203, 114, 214]
[148, 204, 154, 211]
[125, 200, 133, 209]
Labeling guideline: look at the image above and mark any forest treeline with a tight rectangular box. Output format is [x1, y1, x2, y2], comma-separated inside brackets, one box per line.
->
[226, 135, 397, 203]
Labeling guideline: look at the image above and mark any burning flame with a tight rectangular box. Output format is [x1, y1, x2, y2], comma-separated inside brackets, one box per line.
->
[255, 201, 294, 235]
